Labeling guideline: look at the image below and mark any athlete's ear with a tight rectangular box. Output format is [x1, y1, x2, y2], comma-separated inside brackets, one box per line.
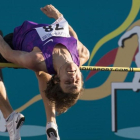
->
[54, 75, 60, 84]
[51, 75, 60, 84]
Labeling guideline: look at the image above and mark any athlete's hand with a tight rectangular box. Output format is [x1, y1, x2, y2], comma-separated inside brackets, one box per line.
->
[40, 4, 63, 20]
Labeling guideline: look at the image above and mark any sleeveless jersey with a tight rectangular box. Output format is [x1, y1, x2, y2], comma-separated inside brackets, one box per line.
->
[12, 17, 80, 74]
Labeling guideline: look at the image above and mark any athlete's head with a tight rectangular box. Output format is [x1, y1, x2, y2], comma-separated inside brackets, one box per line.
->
[45, 62, 84, 114]
[58, 61, 83, 93]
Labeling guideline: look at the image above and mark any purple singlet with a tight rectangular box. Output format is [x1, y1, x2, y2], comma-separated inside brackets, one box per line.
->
[12, 20, 80, 74]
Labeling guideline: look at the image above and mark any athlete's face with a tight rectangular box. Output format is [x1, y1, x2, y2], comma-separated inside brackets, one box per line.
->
[59, 62, 82, 93]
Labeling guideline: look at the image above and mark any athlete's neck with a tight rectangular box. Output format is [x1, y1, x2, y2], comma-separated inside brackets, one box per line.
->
[53, 44, 73, 74]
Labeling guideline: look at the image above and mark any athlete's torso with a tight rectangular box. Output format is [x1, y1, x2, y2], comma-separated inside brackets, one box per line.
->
[12, 17, 80, 74]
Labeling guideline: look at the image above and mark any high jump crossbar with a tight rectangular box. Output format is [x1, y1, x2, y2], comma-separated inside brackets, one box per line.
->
[0, 63, 140, 72]
[80, 66, 140, 72]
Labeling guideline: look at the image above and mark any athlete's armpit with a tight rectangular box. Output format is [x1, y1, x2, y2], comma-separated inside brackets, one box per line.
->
[77, 40, 90, 66]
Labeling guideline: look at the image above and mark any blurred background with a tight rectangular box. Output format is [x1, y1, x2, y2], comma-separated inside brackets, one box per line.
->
[0, 0, 140, 139]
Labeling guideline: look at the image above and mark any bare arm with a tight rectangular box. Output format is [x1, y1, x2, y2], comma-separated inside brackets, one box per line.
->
[35, 71, 56, 123]
[0, 35, 45, 71]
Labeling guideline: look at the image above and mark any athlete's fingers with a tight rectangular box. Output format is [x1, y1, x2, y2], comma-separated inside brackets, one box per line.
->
[40, 7, 46, 12]
[50, 5, 58, 12]
[40, 8, 46, 15]
[40, 6, 53, 18]
[44, 5, 51, 10]
[40, 7, 48, 15]
[43, 6, 52, 14]
[50, 4, 55, 8]
[41, 6, 48, 11]
[41, 4, 49, 11]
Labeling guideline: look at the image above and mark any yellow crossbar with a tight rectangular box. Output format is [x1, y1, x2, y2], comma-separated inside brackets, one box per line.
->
[1, 63, 140, 72]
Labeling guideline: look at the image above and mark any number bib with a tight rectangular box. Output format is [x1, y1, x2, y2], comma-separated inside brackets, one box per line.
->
[35, 16, 70, 41]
